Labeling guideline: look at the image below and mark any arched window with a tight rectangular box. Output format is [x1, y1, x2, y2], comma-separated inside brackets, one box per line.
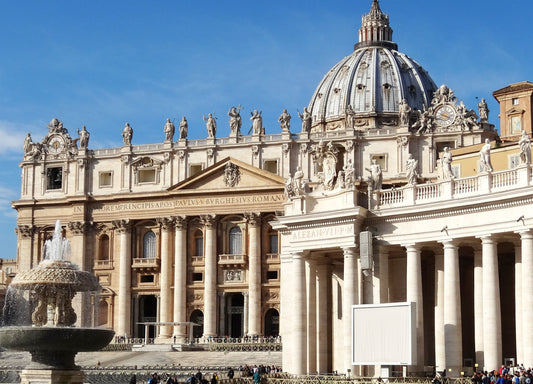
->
[143, 231, 156, 259]
[194, 229, 204, 256]
[229, 226, 242, 255]
[98, 234, 110, 261]
[268, 233, 278, 254]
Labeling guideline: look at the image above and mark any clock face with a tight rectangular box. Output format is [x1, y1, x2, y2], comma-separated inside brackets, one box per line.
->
[48, 136, 65, 154]
[435, 105, 456, 127]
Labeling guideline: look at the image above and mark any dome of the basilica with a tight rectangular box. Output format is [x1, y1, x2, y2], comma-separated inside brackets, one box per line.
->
[307, 0, 437, 128]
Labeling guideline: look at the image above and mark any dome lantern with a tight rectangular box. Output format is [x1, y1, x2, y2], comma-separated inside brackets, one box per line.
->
[356, 0, 397, 50]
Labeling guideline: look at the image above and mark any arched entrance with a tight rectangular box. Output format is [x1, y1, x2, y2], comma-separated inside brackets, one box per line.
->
[190, 310, 204, 338]
[264, 308, 279, 336]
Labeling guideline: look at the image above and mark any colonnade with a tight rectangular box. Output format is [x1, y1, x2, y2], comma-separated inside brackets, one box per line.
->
[113, 214, 265, 341]
[281, 229, 533, 376]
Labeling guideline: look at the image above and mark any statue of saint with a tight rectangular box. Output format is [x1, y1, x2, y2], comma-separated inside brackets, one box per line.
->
[164, 118, 175, 142]
[365, 159, 383, 190]
[228, 106, 243, 136]
[203, 113, 217, 138]
[77, 126, 90, 149]
[278, 109, 291, 132]
[519, 130, 531, 165]
[406, 153, 419, 185]
[343, 159, 355, 188]
[345, 105, 356, 129]
[298, 107, 312, 133]
[479, 139, 493, 172]
[23, 133, 33, 155]
[122, 123, 133, 146]
[250, 110, 263, 135]
[399, 99, 412, 126]
[478, 98, 489, 123]
[441, 147, 454, 179]
[179, 117, 188, 140]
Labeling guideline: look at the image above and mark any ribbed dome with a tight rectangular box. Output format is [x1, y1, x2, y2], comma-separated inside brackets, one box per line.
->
[307, 1, 437, 127]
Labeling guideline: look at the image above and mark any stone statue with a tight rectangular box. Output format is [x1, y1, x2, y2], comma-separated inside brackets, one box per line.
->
[228, 106, 243, 136]
[399, 99, 412, 126]
[250, 110, 263, 135]
[441, 147, 454, 179]
[122, 123, 133, 146]
[312, 140, 338, 190]
[223, 162, 240, 187]
[278, 109, 291, 132]
[432, 84, 456, 105]
[413, 106, 434, 134]
[179, 117, 188, 140]
[365, 159, 383, 190]
[343, 159, 355, 189]
[479, 138, 493, 172]
[406, 153, 419, 185]
[203, 113, 217, 138]
[23, 133, 33, 155]
[345, 105, 356, 129]
[164, 118, 175, 142]
[519, 130, 531, 165]
[47, 118, 66, 134]
[478, 98, 489, 123]
[298, 107, 312, 133]
[284, 166, 307, 198]
[77, 126, 90, 149]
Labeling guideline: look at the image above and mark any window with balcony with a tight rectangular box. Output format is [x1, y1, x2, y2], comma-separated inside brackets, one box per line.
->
[229, 226, 242, 255]
[143, 231, 156, 259]
[99, 235, 110, 260]
[194, 229, 204, 256]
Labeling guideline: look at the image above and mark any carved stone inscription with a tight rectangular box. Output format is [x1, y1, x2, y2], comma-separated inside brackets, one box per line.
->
[291, 224, 354, 242]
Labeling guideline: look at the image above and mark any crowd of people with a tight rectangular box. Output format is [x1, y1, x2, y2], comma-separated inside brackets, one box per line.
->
[432, 365, 533, 384]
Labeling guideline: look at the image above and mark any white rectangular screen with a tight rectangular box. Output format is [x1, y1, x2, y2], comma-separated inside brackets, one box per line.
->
[352, 302, 416, 365]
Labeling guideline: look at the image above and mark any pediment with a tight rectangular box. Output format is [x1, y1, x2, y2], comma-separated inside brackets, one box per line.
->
[506, 107, 525, 116]
[168, 157, 286, 192]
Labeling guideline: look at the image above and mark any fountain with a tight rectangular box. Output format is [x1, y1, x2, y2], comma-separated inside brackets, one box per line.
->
[0, 220, 114, 384]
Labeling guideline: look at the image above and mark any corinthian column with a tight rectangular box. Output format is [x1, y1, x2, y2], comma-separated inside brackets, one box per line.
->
[246, 213, 262, 336]
[441, 240, 462, 377]
[405, 244, 424, 372]
[292, 252, 307, 375]
[520, 230, 533, 367]
[114, 219, 132, 337]
[173, 216, 187, 340]
[343, 246, 358, 377]
[157, 217, 174, 339]
[480, 235, 501, 372]
[202, 215, 217, 337]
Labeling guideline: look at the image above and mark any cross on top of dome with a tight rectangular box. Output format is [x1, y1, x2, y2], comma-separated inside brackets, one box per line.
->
[355, 0, 397, 51]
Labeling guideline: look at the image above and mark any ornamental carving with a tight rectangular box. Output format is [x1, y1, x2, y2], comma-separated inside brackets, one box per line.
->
[187, 291, 203, 303]
[251, 145, 260, 157]
[67, 221, 90, 235]
[174, 216, 188, 231]
[131, 156, 164, 171]
[245, 212, 261, 227]
[200, 214, 216, 228]
[16, 225, 35, 238]
[299, 143, 308, 154]
[156, 217, 174, 230]
[281, 143, 291, 156]
[396, 136, 409, 147]
[225, 270, 242, 282]
[112, 219, 131, 233]
[207, 148, 215, 159]
[263, 291, 280, 301]
[178, 150, 186, 160]
[121, 155, 130, 164]
[344, 140, 355, 153]
[223, 162, 240, 188]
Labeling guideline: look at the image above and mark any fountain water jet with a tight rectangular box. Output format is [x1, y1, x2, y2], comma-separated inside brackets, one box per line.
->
[0, 220, 114, 383]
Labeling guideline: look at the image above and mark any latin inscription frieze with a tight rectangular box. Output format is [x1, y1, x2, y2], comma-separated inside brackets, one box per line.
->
[291, 224, 354, 241]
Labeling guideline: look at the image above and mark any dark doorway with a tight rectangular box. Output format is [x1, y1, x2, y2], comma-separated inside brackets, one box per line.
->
[137, 295, 157, 338]
[190, 310, 204, 338]
[264, 308, 279, 336]
[226, 293, 244, 338]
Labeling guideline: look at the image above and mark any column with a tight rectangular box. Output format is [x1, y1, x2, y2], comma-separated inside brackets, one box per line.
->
[202, 215, 217, 337]
[515, 243, 523, 366]
[316, 260, 331, 373]
[405, 244, 424, 372]
[247, 213, 262, 336]
[67, 221, 89, 326]
[16, 225, 35, 271]
[374, 246, 389, 304]
[434, 250, 445, 373]
[158, 217, 174, 339]
[520, 230, 533, 367]
[280, 253, 293, 371]
[115, 219, 132, 338]
[480, 235, 502, 371]
[243, 292, 249, 336]
[442, 240, 462, 377]
[292, 252, 307, 375]
[473, 247, 484, 368]
[306, 258, 317, 374]
[173, 216, 187, 340]
[343, 246, 358, 377]
[219, 292, 226, 336]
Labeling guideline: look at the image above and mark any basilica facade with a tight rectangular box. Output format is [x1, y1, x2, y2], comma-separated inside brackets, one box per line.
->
[12, 0, 533, 379]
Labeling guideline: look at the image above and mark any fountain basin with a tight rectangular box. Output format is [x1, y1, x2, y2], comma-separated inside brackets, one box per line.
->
[0, 326, 114, 369]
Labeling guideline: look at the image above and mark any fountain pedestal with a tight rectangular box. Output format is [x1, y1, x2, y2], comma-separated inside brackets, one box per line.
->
[20, 369, 84, 384]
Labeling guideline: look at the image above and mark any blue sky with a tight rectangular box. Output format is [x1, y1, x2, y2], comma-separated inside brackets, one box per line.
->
[0, 0, 531, 259]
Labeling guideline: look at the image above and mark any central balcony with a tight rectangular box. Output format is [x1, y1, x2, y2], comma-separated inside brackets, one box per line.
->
[218, 254, 248, 267]
[132, 257, 160, 272]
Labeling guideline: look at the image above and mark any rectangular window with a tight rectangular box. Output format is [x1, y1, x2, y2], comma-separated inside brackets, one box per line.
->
[99, 171, 113, 187]
[140, 275, 154, 283]
[267, 270, 279, 280]
[263, 160, 278, 175]
[510, 154, 521, 169]
[138, 169, 156, 183]
[195, 238, 203, 256]
[513, 98, 519, 106]
[269, 234, 278, 254]
[46, 167, 63, 190]
[370, 154, 387, 171]
[190, 164, 203, 177]
[192, 272, 203, 282]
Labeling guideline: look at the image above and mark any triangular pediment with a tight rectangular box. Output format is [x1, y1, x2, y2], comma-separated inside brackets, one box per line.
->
[506, 107, 525, 116]
[168, 157, 286, 193]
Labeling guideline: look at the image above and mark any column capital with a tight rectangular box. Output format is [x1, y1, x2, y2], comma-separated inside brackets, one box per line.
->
[200, 214, 217, 228]
[242, 291, 249, 297]
[244, 212, 261, 227]
[16, 225, 36, 238]
[342, 246, 357, 256]
[156, 217, 175, 230]
[517, 228, 533, 240]
[67, 221, 91, 235]
[403, 243, 422, 252]
[292, 251, 305, 260]
[174, 215, 188, 230]
[477, 234, 495, 244]
[439, 239, 459, 249]
[113, 219, 132, 233]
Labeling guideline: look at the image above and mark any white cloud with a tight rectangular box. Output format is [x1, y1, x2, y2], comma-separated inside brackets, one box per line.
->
[0, 120, 36, 156]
